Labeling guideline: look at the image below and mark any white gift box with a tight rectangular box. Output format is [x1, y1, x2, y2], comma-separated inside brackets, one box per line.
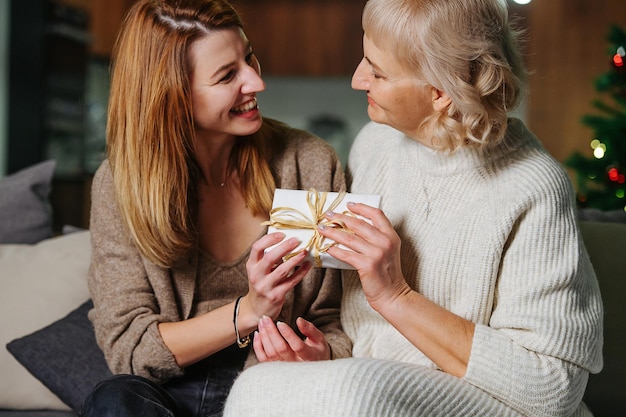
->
[264, 188, 381, 270]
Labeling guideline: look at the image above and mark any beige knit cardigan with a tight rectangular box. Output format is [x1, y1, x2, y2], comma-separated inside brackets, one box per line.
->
[87, 124, 352, 383]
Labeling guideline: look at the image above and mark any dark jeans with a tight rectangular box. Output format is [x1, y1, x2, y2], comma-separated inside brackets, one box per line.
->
[80, 345, 248, 417]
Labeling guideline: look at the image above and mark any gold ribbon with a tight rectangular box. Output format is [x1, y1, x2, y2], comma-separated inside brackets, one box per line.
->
[262, 188, 350, 268]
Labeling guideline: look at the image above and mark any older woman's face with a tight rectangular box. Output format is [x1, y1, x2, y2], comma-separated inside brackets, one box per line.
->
[351, 34, 439, 145]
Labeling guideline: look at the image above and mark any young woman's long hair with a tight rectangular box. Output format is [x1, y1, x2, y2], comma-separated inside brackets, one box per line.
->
[362, 0, 528, 151]
[107, 0, 276, 268]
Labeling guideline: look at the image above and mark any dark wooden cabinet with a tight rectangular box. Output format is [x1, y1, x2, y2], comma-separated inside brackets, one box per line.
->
[85, 0, 367, 76]
[50, 175, 93, 231]
[89, 0, 136, 57]
[230, 0, 366, 76]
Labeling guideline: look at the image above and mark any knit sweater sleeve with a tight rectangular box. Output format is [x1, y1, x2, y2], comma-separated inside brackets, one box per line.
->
[463, 149, 603, 416]
[87, 162, 183, 382]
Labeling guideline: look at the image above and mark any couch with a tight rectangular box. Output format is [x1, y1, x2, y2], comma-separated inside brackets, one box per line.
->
[1, 161, 625, 417]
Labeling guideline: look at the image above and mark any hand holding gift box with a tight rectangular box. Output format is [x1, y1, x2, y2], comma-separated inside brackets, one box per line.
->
[263, 188, 381, 270]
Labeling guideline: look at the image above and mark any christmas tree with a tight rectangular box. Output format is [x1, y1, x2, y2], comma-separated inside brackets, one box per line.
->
[565, 25, 626, 211]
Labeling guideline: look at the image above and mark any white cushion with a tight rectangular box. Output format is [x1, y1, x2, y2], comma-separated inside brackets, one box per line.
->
[0, 231, 91, 410]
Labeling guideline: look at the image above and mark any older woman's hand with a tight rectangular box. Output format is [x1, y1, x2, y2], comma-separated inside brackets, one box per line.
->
[319, 203, 411, 312]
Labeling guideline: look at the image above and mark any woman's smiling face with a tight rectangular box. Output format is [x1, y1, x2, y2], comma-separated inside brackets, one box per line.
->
[188, 27, 265, 140]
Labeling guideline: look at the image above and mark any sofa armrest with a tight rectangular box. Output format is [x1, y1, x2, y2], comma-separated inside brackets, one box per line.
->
[580, 220, 626, 417]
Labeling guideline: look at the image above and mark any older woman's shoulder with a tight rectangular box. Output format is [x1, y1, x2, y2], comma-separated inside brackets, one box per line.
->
[358, 121, 396, 135]
[348, 122, 401, 164]
[353, 122, 402, 148]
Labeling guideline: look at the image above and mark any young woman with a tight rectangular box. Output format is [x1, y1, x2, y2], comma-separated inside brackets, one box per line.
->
[224, 0, 603, 416]
[81, 1, 350, 416]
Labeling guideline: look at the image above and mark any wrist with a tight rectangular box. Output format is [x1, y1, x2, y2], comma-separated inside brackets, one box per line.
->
[233, 296, 256, 348]
[373, 283, 414, 317]
[234, 296, 259, 336]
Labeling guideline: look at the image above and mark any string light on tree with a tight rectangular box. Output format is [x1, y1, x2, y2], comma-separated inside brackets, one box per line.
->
[566, 25, 626, 211]
[614, 46, 625, 68]
[591, 139, 606, 159]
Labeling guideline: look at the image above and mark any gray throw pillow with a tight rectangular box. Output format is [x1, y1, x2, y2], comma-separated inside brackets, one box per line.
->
[0, 160, 56, 243]
[6, 300, 112, 414]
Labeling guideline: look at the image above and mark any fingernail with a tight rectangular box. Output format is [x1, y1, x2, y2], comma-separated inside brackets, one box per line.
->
[325, 211, 335, 217]
[288, 237, 299, 245]
[347, 201, 355, 207]
[318, 224, 326, 230]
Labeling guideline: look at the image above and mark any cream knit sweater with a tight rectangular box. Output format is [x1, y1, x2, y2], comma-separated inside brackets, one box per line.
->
[224, 119, 603, 417]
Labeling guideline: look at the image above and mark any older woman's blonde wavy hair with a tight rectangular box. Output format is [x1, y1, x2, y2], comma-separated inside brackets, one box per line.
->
[107, 0, 277, 268]
[362, 0, 528, 151]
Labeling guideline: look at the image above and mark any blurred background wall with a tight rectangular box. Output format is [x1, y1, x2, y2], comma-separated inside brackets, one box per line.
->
[1, 0, 625, 228]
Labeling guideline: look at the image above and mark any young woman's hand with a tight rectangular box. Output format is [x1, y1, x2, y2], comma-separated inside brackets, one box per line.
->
[244, 232, 312, 322]
[319, 203, 411, 312]
[253, 316, 331, 362]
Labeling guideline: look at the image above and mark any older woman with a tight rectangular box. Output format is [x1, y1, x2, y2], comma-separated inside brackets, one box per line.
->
[223, 0, 603, 416]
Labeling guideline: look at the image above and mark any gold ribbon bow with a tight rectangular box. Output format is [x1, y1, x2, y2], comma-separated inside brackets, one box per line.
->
[262, 188, 350, 268]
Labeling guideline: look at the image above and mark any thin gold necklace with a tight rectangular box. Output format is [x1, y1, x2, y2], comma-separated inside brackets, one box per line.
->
[218, 175, 226, 187]
[209, 166, 227, 187]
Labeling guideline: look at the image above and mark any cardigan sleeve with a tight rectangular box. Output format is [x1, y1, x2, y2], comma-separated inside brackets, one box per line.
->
[87, 162, 184, 383]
